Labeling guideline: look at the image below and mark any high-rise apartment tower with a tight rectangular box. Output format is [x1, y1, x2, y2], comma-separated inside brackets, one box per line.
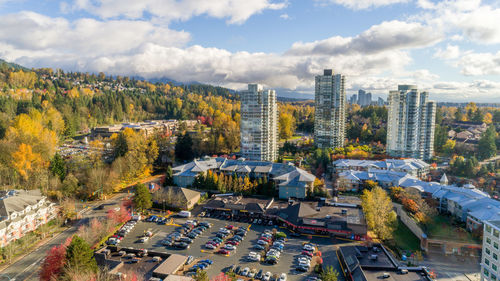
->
[386, 85, 436, 160]
[314, 69, 346, 149]
[240, 84, 278, 161]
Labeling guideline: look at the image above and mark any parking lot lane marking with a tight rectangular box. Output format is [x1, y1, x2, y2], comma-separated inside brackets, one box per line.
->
[247, 224, 251, 230]
[335, 249, 346, 278]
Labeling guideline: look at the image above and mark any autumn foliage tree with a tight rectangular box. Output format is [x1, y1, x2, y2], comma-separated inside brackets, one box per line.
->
[39, 237, 72, 281]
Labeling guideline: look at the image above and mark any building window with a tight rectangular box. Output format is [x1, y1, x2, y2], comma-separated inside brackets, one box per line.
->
[494, 253, 498, 260]
[486, 268, 490, 276]
[493, 275, 498, 281]
[487, 225, 493, 233]
[495, 229, 500, 238]
[486, 258, 490, 265]
[488, 238, 492, 244]
[494, 264, 498, 272]
[495, 242, 499, 250]
[487, 248, 492, 255]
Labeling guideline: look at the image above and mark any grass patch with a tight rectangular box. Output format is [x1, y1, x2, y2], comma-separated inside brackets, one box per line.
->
[387, 220, 421, 256]
[424, 215, 479, 243]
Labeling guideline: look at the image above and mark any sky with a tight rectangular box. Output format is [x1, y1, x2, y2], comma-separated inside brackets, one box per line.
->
[0, 0, 499, 101]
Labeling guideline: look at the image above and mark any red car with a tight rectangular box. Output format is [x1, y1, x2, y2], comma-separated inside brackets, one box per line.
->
[301, 250, 313, 257]
[207, 241, 220, 246]
[260, 237, 271, 243]
[226, 241, 239, 246]
[217, 249, 230, 255]
[226, 225, 234, 230]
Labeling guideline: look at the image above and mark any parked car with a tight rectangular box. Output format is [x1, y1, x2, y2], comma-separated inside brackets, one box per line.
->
[263, 272, 272, 281]
[217, 249, 230, 255]
[241, 267, 250, 277]
[256, 269, 263, 279]
[186, 256, 194, 265]
[279, 273, 287, 281]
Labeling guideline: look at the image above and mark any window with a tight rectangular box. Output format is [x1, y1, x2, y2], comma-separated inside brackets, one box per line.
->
[495, 229, 500, 238]
[493, 275, 497, 281]
[487, 248, 492, 255]
[494, 253, 498, 260]
[487, 225, 493, 233]
[494, 264, 498, 272]
[495, 242, 499, 250]
[488, 238, 492, 244]
[486, 268, 490, 276]
[486, 258, 490, 265]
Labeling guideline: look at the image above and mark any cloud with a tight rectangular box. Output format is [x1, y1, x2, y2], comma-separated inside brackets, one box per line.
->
[280, 13, 290, 20]
[65, 0, 287, 24]
[315, 0, 409, 10]
[433, 44, 461, 60]
[287, 20, 442, 56]
[459, 51, 500, 76]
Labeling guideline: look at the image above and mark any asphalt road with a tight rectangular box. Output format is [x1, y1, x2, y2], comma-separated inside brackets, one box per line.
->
[0, 193, 128, 281]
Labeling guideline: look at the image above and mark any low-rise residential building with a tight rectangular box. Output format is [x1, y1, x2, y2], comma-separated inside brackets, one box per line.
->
[0, 189, 56, 247]
[91, 119, 198, 138]
[173, 157, 316, 199]
[332, 158, 430, 178]
[481, 220, 500, 281]
[155, 186, 201, 210]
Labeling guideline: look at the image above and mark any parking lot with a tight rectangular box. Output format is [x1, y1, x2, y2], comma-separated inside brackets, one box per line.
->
[118, 215, 347, 281]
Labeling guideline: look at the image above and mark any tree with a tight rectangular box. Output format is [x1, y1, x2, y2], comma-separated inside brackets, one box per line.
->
[320, 265, 339, 281]
[363, 180, 378, 190]
[279, 112, 295, 140]
[133, 183, 152, 213]
[40, 244, 67, 281]
[49, 153, 66, 180]
[442, 139, 456, 156]
[194, 270, 209, 281]
[12, 143, 42, 180]
[361, 186, 397, 240]
[478, 126, 497, 160]
[165, 165, 174, 186]
[61, 173, 79, 198]
[175, 132, 194, 161]
[65, 235, 98, 274]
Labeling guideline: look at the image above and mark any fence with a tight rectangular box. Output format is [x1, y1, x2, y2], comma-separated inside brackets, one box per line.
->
[393, 203, 427, 250]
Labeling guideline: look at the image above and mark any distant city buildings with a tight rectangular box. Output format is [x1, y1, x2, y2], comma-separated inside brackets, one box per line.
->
[348, 90, 385, 106]
[481, 220, 500, 281]
[386, 85, 436, 160]
[240, 84, 278, 161]
[314, 69, 346, 149]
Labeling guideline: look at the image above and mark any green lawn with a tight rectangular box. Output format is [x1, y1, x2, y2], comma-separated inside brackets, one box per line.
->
[392, 220, 421, 252]
[425, 215, 479, 243]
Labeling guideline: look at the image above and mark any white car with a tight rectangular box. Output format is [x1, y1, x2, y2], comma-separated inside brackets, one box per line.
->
[242, 267, 250, 277]
[257, 240, 268, 245]
[263, 272, 272, 281]
[279, 273, 287, 281]
[205, 244, 216, 249]
[224, 244, 236, 250]
[299, 260, 311, 267]
[297, 257, 310, 263]
[140, 237, 149, 243]
[303, 244, 315, 251]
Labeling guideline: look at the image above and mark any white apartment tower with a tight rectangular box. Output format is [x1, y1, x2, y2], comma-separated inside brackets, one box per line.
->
[314, 69, 346, 149]
[481, 220, 500, 281]
[240, 84, 278, 161]
[387, 85, 436, 160]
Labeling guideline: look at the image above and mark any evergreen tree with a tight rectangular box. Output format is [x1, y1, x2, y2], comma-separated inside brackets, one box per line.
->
[65, 235, 98, 274]
[113, 132, 128, 158]
[175, 132, 194, 161]
[165, 165, 174, 186]
[133, 183, 152, 213]
[478, 126, 497, 160]
[49, 153, 66, 180]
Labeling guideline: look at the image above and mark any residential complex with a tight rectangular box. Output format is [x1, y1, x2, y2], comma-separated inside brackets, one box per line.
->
[332, 158, 430, 178]
[481, 220, 500, 281]
[91, 119, 199, 138]
[386, 85, 436, 160]
[314, 69, 346, 149]
[240, 84, 278, 161]
[335, 159, 500, 232]
[172, 156, 315, 199]
[0, 190, 56, 247]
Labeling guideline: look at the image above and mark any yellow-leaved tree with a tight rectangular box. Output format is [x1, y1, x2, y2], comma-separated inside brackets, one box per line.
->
[12, 143, 43, 180]
[361, 186, 397, 240]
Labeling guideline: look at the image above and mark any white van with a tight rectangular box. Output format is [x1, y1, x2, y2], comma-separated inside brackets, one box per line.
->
[179, 211, 191, 218]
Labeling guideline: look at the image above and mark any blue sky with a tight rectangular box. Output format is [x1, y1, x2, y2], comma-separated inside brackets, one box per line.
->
[0, 0, 499, 101]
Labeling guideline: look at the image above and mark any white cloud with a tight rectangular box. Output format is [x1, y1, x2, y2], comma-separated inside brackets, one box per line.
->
[287, 20, 442, 56]
[65, 0, 287, 24]
[315, 0, 409, 10]
[280, 13, 290, 20]
[459, 51, 500, 76]
[433, 44, 461, 60]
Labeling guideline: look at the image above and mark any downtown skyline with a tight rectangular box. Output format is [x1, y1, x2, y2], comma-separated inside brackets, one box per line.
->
[0, 0, 499, 102]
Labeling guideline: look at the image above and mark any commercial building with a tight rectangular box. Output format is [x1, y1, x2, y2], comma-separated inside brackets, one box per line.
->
[173, 157, 315, 199]
[0, 190, 57, 247]
[155, 186, 201, 210]
[240, 84, 278, 161]
[314, 69, 346, 148]
[481, 220, 500, 281]
[338, 244, 431, 281]
[386, 85, 436, 160]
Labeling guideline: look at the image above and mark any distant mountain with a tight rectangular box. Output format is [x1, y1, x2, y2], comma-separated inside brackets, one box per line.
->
[0, 58, 28, 71]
